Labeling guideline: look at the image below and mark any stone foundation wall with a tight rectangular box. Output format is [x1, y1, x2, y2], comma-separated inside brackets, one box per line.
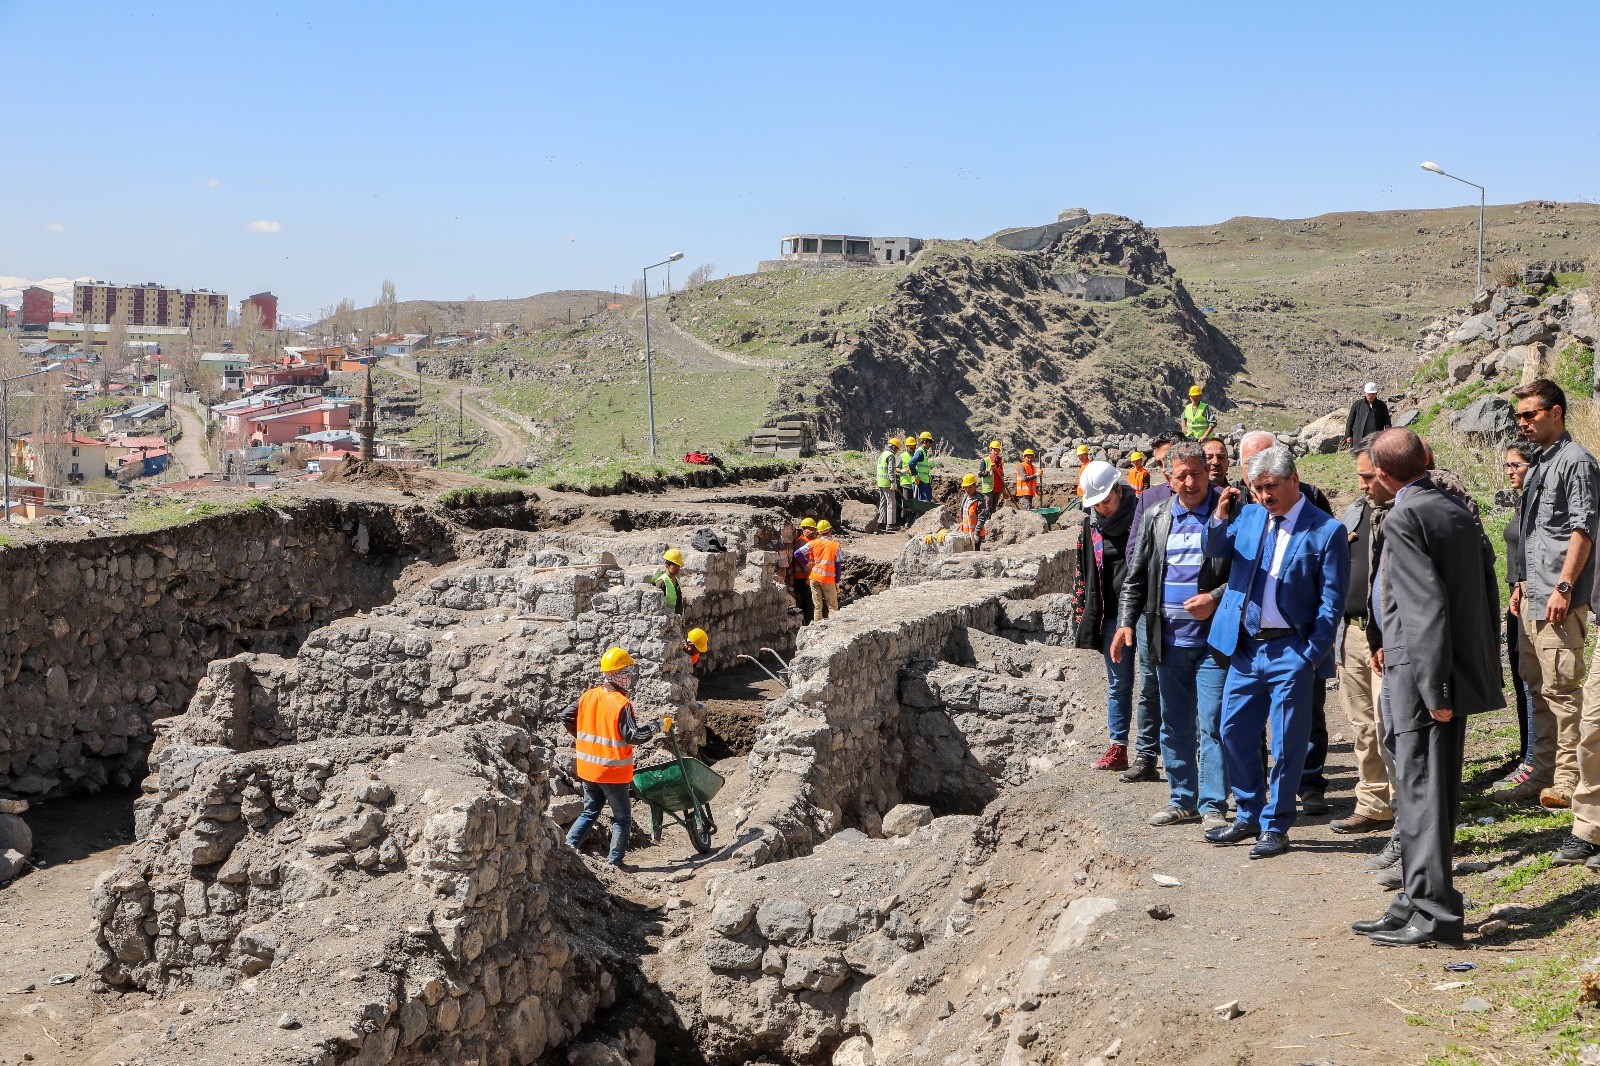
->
[0, 499, 453, 798]
[735, 529, 1079, 865]
[94, 724, 618, 1066]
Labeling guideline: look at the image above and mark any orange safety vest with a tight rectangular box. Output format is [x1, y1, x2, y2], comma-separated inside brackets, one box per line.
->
[574, 686, 635, 784]
[1127, 465, 1149, 494]
[961, 494, 983, 535]
[792, 532, 813, 581]
[1074, 463, 1087, 497]
[808, 537, 840, 584]
[1015, 460, 1038, 497]
[689, 649, 701, 667]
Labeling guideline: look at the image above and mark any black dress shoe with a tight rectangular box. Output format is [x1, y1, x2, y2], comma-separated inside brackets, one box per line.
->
[1351, 914, 1408, 935]
[1368, 922, 1460, 947]
[1205, 820, 1262, 845]
[1300, 791, 1329, 816]
[1248, 831, 1289, 859]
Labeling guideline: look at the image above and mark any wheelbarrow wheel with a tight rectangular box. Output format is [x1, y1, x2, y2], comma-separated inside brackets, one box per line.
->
[687, 807, 713, 854]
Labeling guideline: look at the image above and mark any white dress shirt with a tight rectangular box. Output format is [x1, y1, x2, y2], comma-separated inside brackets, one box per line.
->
[1258, 495, 1307, 630]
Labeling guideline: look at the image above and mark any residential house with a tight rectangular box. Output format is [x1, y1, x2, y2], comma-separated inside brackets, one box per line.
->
[1, 476, 59, 522]
[246, 402, 352, 447]
[11, 432, 118, 484]
[115, 445, 171, 481]
[100, 401, 168, 435]
[244, 361, 328, 389]
[199, 352, 251, 391]
[370, 333, 429, 357]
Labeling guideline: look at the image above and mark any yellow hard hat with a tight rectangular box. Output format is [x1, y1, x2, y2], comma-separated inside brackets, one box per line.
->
[1188, 385, 1202, 396]
[936, 528, 948, 542]
[816, 519, 833, 534]
[919, 431, 933, 441]
[687, 628, 709, 653]
[888, 436, 901, 447]
[989, 440, 1002, 450]
[1022, 448, 1035, 457]
[600, 647, 634, 672]
[1130, 451, 1144, 461]
[1076, 444, 1089, 455]
[662, 548, 685, 566]
[961, 473, 978, 487]
[799, 517, 817, 529]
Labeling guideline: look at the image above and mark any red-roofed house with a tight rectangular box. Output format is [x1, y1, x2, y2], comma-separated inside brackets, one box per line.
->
[10, 432, 119, 484]
[245, 402, 352, 446]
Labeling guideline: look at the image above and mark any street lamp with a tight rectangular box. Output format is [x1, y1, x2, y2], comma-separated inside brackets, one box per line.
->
[1420, 161, 1485, 293]
[640, 252, 684, 459]
[2, 362, 63, 524]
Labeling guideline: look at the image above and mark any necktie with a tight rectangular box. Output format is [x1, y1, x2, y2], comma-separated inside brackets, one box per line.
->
[1244, 514, 1283, 636]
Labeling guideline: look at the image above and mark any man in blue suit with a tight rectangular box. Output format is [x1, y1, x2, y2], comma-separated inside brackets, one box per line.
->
[1202, 446, 1350, 858]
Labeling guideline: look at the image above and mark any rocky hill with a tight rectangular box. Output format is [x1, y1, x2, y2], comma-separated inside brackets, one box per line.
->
[1158, 201, 1600, 413]
[671, 214, 1248, 453]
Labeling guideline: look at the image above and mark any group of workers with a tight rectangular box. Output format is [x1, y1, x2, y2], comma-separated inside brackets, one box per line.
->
[875, 432, 938, 530]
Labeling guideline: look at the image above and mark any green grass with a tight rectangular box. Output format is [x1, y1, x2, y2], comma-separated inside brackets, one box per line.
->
[1553, 343, 1595, 400]
[1414, 346, 1456, 387]
[1553, 271, 1590, 291]
[123, 496, 270, 533]
[480, 466, 532, 482]
[531, 453, 799, 493]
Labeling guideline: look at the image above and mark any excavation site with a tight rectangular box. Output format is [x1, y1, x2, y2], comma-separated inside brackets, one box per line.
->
[0, 472, 1487, 1065]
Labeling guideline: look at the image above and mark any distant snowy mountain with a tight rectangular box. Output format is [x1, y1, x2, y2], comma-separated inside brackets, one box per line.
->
[0, 276, 87, 311]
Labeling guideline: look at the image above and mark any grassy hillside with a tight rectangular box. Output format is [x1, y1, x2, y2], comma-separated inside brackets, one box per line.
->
[1157, 201, 1599, 408]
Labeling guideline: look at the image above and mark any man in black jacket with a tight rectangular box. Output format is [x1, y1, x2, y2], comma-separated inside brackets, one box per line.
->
[1074, 461, 1139, 773]
[1354, 429, 1502, 946]
[1112, 441, 1234, 829]
[1344, 383, 1391, 448]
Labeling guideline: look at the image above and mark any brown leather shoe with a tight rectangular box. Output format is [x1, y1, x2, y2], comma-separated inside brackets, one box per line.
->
[1500, 778, 1552, 806]
[1330, 812, 1394, 835]
[1540, 787, 1573, 810]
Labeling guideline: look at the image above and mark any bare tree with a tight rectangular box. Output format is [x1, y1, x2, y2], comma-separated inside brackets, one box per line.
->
[233, 301, 264, 358]
[377, 279, 398, 335]
[686, 263, 717, 289]
[629, 277, 647, 299]
[464, 295, 484, 332]
[101, 306, 131, 393]
[332, 297, 358, 345]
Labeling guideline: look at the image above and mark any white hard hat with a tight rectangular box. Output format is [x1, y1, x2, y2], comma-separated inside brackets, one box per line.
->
[1080, 461, 1120, 508]
[1364, 381, 1378, 394]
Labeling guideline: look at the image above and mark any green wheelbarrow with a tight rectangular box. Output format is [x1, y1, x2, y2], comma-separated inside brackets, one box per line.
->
[633, 717, 724, 853]
[900, 497, 940, 520]
[1034, 506, 1064, 530]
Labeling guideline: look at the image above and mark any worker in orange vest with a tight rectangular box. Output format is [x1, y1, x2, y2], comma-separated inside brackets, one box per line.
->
[960, 473, 989, 542]
[563, 647, 659, 870]
[1073, 444, 1090, 497]
[797, 519, 842, 620]
[791, 518, 816, 624]
[684, 627, 709, 673]
[1126, 451, 1150, 495]
[1014, 448, 1040, 510]
[979, 440, 1009, 515]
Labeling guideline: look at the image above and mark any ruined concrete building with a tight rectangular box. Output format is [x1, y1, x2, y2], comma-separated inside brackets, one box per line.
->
[759, 234, 924, 272]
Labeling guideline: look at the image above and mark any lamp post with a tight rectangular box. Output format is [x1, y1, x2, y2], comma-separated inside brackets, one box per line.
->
[2, 362, 63, 523]
[1420, 161, 1485, 293]
[640, 252, 684, 459]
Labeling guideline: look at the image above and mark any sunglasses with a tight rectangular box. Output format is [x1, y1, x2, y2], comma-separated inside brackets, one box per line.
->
[1514, 407, 1550, 421]
[1504, 462, 1530, 470]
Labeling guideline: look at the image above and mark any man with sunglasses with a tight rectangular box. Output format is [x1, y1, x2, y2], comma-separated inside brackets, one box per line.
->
[1507, 379, 1599, 820]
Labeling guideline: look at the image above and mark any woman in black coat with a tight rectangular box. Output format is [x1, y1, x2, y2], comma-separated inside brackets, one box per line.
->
[1073, 467, 1139, 771]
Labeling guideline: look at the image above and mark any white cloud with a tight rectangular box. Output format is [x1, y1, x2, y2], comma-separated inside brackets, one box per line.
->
[40, 222, 66, 234]
[245, 220, 284, 234]
[198, 178, 221, 188]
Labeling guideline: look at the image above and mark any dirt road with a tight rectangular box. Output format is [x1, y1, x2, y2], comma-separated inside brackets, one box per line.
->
[377, 362, 531, 467]
[168, 397, 212, 478]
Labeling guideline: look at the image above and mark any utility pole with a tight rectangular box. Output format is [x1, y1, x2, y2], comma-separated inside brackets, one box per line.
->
[457, 389, 463, 439]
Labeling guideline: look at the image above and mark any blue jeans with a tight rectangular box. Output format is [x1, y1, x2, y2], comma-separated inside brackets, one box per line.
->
[565, 780, 633, 865]
[1156, 642, 1229, 815]
[1221, 634, 1314, 834]
[917, 481, 933, 502]
[1103, 625, 1136, 745]
[1135, 643, 1163, 760]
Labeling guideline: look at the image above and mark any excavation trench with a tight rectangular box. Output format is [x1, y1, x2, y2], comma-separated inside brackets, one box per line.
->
[2, 480, 1100, 1066]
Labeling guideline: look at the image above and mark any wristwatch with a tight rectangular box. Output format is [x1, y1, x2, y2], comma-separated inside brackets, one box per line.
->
[1557, 581, 1574, 595]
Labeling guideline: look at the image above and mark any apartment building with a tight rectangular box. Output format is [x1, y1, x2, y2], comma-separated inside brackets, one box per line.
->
[73, 281, 228, 328]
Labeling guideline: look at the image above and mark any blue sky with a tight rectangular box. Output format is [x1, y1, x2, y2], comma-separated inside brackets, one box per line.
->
[3, 0, 1596, 314]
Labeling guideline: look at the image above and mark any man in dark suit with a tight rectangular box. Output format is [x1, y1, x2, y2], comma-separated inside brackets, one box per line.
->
[1353, 429, 1503, 946]
[1203, 446, 1350, 858]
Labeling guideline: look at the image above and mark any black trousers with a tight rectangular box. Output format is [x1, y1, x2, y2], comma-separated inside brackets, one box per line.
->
[1383, 710, 1468, 938]
[1300, 682, 1329, 795]
[1507, 609, 1532, 760]
[793, 578, 814, 625]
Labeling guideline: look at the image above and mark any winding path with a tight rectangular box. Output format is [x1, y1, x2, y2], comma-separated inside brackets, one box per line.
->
[377, 361, 532, 467]
[169, 395, 213, 477]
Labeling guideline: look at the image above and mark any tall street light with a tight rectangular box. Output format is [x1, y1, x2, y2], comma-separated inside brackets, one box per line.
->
[3, 362, 63, 524]
[640, 252, 684, 459]
[1420, 161, 1485, 293]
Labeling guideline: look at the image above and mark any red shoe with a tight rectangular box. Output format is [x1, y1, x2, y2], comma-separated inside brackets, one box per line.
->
[1094, 743, 1129, 771]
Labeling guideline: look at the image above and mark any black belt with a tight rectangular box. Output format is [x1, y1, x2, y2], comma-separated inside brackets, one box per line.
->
[1344, 613, 1368, 628]
[1244, 626, 1295, 641]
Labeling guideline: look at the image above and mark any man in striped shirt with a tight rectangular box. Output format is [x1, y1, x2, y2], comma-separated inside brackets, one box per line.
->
[1112, 441, 1234, 828]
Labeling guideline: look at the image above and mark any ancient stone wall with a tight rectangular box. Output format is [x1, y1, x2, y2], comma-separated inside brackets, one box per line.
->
[94, 724, 620, 1066]
[0, 499, 453, 798]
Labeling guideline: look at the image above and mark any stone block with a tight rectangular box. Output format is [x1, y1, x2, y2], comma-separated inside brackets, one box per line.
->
[711, 899, 756, 937]
[881, 803, 933, 838]
[781, 948, 850, 993]
[755, 898, 812, 944]
[703, 937, 763, 971]
[1048, 896, 1118, 953]
[0, 813, 31, 859]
